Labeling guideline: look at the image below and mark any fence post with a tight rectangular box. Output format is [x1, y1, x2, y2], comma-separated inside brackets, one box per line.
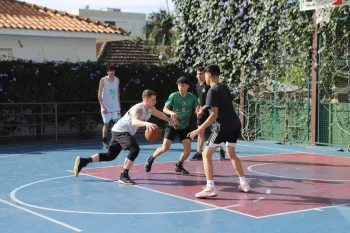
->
[311, 11, 319, 146]
[55, 103, 58, 143]
[239, 65, 246, 132]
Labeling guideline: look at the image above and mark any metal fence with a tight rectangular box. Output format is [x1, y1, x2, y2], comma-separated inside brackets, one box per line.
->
[0, 100, 166, 145]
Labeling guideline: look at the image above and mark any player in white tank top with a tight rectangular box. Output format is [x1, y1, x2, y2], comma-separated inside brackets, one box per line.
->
[73, 89, 179, 185]
[98, 66, 121, 148]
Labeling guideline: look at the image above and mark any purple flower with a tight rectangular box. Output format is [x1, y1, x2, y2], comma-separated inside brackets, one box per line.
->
[123, 87, 126, 91]
[0, 88, 3, 92]
[228, 42, 234, 47]
[241, 22, 248, 28]
[3, 74, 8, 77]
[13, 78, 16, 81]
[268, 26, 273, 31]
[249, 9, 254, 15]
[54, 62, 59, 67]
[152, 78, 155, 80]
[31, 60, 38, 64]
[239, 8, 244, 16]
[270, 6, 276, 13]
[48, 83, 51, 86]
[282, 9, 287, 14]
[11, 69, 14, 72]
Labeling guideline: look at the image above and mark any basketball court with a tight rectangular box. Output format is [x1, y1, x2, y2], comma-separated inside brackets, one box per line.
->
[1, 140, 349, 233]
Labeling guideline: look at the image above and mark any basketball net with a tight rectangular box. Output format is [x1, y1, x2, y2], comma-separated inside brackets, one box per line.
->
[313, 0, 334, 23]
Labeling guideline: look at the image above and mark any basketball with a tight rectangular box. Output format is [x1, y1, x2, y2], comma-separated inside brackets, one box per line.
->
[145, 126, 162, 142]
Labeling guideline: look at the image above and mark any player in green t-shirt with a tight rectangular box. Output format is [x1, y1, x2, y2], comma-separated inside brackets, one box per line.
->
[145, 76, 199, 174]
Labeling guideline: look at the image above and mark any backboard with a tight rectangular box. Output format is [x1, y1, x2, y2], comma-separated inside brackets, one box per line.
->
[300, 0, 350, 11]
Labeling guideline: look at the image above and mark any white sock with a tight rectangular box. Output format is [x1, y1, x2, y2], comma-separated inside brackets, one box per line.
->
[207, 180, 215, 188]
[239, 176, 247, 185]
[198, 149, 202, 153]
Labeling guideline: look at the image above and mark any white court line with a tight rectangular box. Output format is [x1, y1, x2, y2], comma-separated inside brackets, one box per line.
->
[0, 145, 104, 159]
[253, 197, 265, 203]
[238, 143, 350, 157]
[248, 163, 350, 182]
[0, 199, 82, 232]
[9, 173, 244, 215]
[257, 203, 350, 219]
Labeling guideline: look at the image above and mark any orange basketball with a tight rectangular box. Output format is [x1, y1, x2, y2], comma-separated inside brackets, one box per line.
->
[145, 127, 162, 142]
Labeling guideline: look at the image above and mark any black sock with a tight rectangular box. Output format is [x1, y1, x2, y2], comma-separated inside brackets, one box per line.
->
[149, 156, 155, 162]
[80, 157, 92, 164]
[177, 161, 183, 166]
[122, 169, 129, 175]
[103, 137, 107, 143]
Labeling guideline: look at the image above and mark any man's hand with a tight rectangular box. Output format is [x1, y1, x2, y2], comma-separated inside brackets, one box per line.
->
[101, 107, 107, 114]
[146, 123, 157, 131]
[170, 112, 178, 120]
[169, 119, 180, 129]
[187, 128, 203, 140]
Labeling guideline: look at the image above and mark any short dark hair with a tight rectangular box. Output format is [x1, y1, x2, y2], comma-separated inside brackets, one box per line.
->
[176, 76, 190, 85]
[196, 66, 205, 72]
[107, 65, 116, 72]
[204, 65, 220, 76]
[142, 89, 156, 99]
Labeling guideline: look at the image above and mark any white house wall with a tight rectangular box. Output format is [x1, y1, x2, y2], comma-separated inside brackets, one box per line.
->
[0, 34, 97, 62]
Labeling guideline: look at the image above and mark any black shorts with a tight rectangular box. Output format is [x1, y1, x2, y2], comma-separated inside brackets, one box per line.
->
[197, 111, 209, 126]
[109, 132, 138, 151]
[207, 129, 240, 148]
[197, 115, 208, 126]
[164, 126, 192, 142]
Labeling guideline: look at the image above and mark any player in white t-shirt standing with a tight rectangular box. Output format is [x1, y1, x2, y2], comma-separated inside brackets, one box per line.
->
[73, 89, 179, 185]
[98, 66, 121, 148]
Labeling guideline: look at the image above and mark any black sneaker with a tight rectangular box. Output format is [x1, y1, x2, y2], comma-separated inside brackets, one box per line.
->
[73, 156, 88, 177]
[118, 173, 135, 185]
[219, 149, 226, 160]
[175, 163, 189, 174]
[145, 156, 154, 172]
[190, 152, 203, 161]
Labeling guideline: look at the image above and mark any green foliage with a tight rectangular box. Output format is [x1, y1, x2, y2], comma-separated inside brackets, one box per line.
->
[173, 0, 316, 92]
[0, 60, 184, 103]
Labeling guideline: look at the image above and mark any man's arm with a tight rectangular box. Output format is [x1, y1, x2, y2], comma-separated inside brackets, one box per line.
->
[98, 79, 106, 109]
[131, 106, 151, 127]
[152, 107, 179, 127]
[232, 101, 237, 111]
[163, 105, 174, 115]
[198, 107, 218, 132]
[117, 77, 121, 105]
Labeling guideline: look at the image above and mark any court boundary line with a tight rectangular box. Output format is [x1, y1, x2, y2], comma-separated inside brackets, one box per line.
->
[0, 198, 82, 232]
[9, 173, 245, 216]
[248, 163, 350, 182]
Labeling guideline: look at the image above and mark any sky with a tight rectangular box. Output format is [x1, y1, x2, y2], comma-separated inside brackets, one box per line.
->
[21, 0, 175, 14]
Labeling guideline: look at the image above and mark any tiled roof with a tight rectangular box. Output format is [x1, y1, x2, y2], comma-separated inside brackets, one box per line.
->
[0, 0, 130, 35]
[97, 40, 160, 65]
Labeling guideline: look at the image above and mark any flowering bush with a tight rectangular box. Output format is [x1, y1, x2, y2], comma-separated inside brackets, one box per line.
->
[0, 60, 186, 103]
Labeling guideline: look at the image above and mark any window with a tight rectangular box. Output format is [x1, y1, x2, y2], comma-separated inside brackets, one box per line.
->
[0, 48, 13, 60]
[104, 21, 116, 26]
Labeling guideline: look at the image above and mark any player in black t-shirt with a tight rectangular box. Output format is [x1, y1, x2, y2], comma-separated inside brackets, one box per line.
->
[190, 67, 226, 160]
[188, 65, 252, 198]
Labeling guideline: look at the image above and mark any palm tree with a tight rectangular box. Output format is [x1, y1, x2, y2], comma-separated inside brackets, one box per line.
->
[145, 10, 175, 46]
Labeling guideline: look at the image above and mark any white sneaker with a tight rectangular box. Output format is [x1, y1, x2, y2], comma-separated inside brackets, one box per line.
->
[238, 183, 252, 192]
[195, 185, 218, 198]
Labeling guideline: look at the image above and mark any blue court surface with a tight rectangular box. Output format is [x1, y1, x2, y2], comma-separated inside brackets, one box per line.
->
[1, 140, 350, 233]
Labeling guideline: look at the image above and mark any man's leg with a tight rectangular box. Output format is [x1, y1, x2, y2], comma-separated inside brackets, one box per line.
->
[225, 145, 251, 192]
[101, 112, 111, 148]
[145, 139, 172, 172]
[119, 137, 140, 185]
[145, 127, 175, 172]
[175, 139, 192, 174]
[74, 140, 122, 177]
[195, 146, 218, 198]
[191, 118, 205, 160]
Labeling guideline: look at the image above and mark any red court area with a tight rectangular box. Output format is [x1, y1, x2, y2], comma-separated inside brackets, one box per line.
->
[81, 153, 350, 218]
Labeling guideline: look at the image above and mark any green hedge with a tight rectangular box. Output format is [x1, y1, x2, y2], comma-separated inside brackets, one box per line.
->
[0, 60, 187, 103]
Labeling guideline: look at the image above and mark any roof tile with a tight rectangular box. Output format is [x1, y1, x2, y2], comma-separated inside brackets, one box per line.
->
[0, 0, 130, 35]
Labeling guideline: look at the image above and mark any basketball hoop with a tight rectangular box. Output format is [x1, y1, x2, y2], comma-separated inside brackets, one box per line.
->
[313, 0, 334, 23]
